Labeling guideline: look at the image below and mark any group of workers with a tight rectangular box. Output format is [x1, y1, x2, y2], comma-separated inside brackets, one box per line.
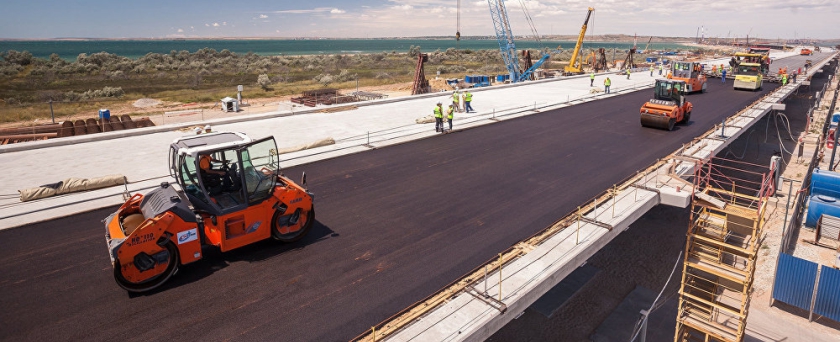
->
[433, 89, 474, 133]
[589, 72, 614, 94]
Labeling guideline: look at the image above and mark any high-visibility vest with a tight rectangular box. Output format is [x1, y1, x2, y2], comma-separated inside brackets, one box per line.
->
[465, 92, 472, 102]
[446, 108, 454, 120]
[452, 93, 459, 101]
[590, 73, 595, 80]
[605, 78, 611, 86]
[626, 69, 630, 74]
[659, 65, 663, 70]
[434, 106, 442, 118]
[650, 66, 654, 71]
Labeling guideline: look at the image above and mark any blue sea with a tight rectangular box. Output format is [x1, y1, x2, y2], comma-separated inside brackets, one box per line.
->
[0, 39, 692, 60]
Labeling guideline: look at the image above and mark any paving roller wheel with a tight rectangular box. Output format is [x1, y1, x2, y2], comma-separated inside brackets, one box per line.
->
[272, 206, 315, 243]
[640, 113, 675, 130]
[114, 240, 179, 293]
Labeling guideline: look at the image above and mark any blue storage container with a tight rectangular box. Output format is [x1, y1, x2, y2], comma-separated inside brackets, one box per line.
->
[811, 169, 840, 199]
[497, 75, 505, 82]
[98, 109, 110, 120]
[466, 75, 473, 83]
[831, 112, 840, 125]
[805, 194, 840, 227]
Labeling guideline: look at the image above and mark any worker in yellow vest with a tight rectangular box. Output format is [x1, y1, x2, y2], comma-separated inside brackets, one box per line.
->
[626, 68, 631, 80]
[590, 72, 595, 86]
[433, 103, 443, 132]
[649, 65, 654, 77]
[452, 90, 461, 112]
[604, 77, 612, 94]
[446, 104, 455, 132]
[464, 91, 474, 113]
[659, 64, 663, 75]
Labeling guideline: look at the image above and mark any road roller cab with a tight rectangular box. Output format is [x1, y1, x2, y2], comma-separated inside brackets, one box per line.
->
[105, 132, 315, 292]
[640, 79, 693, 131]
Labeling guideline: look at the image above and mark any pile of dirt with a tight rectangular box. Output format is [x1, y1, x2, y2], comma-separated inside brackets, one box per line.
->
[133, 98, 161, 108]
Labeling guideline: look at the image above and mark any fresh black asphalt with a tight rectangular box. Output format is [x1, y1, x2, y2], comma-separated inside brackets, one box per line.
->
[4, 57, 819, 341]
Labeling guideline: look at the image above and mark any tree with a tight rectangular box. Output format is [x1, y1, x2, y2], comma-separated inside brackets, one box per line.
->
[257, 74, 272, 90]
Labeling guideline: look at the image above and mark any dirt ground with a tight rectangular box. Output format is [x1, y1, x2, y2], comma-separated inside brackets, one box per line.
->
[0, 81, 415, 130]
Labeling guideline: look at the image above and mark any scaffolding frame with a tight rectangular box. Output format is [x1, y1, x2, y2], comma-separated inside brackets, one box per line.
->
[675, 157, 775, 342]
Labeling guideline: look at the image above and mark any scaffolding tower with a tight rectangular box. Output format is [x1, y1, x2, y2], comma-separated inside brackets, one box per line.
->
[675, 157, 775, 342]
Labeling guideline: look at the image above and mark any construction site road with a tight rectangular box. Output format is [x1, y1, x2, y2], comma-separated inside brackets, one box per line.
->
[0, 76, 783, 341]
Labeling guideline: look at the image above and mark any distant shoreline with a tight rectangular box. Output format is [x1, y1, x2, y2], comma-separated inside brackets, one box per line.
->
[0, 35, 695, 42]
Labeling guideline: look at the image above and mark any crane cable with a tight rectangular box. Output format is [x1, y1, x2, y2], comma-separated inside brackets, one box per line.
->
[456, 0, 461, 66]
[518, 0, 542, 48]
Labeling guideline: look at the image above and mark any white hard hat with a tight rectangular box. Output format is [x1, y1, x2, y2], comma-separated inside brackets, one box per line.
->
[204, 125, 211, 131]
[194, 127, 202, 134]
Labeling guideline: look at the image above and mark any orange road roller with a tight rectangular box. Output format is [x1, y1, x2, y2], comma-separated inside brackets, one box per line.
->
[105, 132, 314, 292]
[640, 79, 694, 131]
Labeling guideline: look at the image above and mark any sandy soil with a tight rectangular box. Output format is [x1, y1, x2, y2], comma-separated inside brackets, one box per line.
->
[0, 82, 415, 130]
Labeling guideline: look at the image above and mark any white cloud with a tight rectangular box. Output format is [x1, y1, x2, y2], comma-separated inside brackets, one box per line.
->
[275, 7, 336, 14]
[331, 8, 346, 14]
[204, 23, 210, 27]
[212, 22, 220, 27]
[223, 22, 227, 26]
[259, 14, 269, 19]
[393, 5, 413, 10]
[177, 28, 183, 33]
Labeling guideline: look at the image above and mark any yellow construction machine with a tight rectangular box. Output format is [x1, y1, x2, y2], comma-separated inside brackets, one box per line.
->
[564, 7, 594, 75]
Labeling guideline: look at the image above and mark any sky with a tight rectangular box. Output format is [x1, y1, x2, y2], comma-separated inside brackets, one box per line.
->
[0, 0, 837, 40]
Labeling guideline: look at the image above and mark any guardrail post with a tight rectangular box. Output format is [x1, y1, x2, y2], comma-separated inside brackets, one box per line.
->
[484, 265, 488, 296]
[367, 131, 370, 145]
[576, 206, 581, 245]
[612, 184, 617, 218]
[372, 326, 376, 341]
[498, 253, 503, 302]
[635, 172, 639, 202]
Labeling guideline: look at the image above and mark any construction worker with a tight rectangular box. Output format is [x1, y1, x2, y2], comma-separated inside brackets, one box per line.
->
[720, 64, 725, 76]
[199, 153, 228, 194]
[433, 102, 443, 132]
[604, 77, 611, 94]
[204, 125, 212, 133]
[590, 72, 595, 86]
[464, 90, 474, 113]
[711, 64, 717, 75]
[659, 64, 663, 75]
[452, 89, 461, 112]
[626, 68, 631, 80]
[446, 104, 455, 131]
[791, 71, 797, 83]
[721, 67, 726, 83]
[649, 65, 654, 77]
[781, 73, 788, 86]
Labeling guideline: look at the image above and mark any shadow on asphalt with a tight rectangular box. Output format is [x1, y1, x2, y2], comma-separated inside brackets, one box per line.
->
[127, 219, 335, 298]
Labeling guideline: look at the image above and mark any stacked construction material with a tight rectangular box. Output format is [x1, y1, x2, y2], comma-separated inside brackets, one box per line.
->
[0, 115, 155, 145]
[291, 88, 358, 107]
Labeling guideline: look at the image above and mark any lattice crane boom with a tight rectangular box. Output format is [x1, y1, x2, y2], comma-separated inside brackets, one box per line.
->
[487, 0, 521, 82]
